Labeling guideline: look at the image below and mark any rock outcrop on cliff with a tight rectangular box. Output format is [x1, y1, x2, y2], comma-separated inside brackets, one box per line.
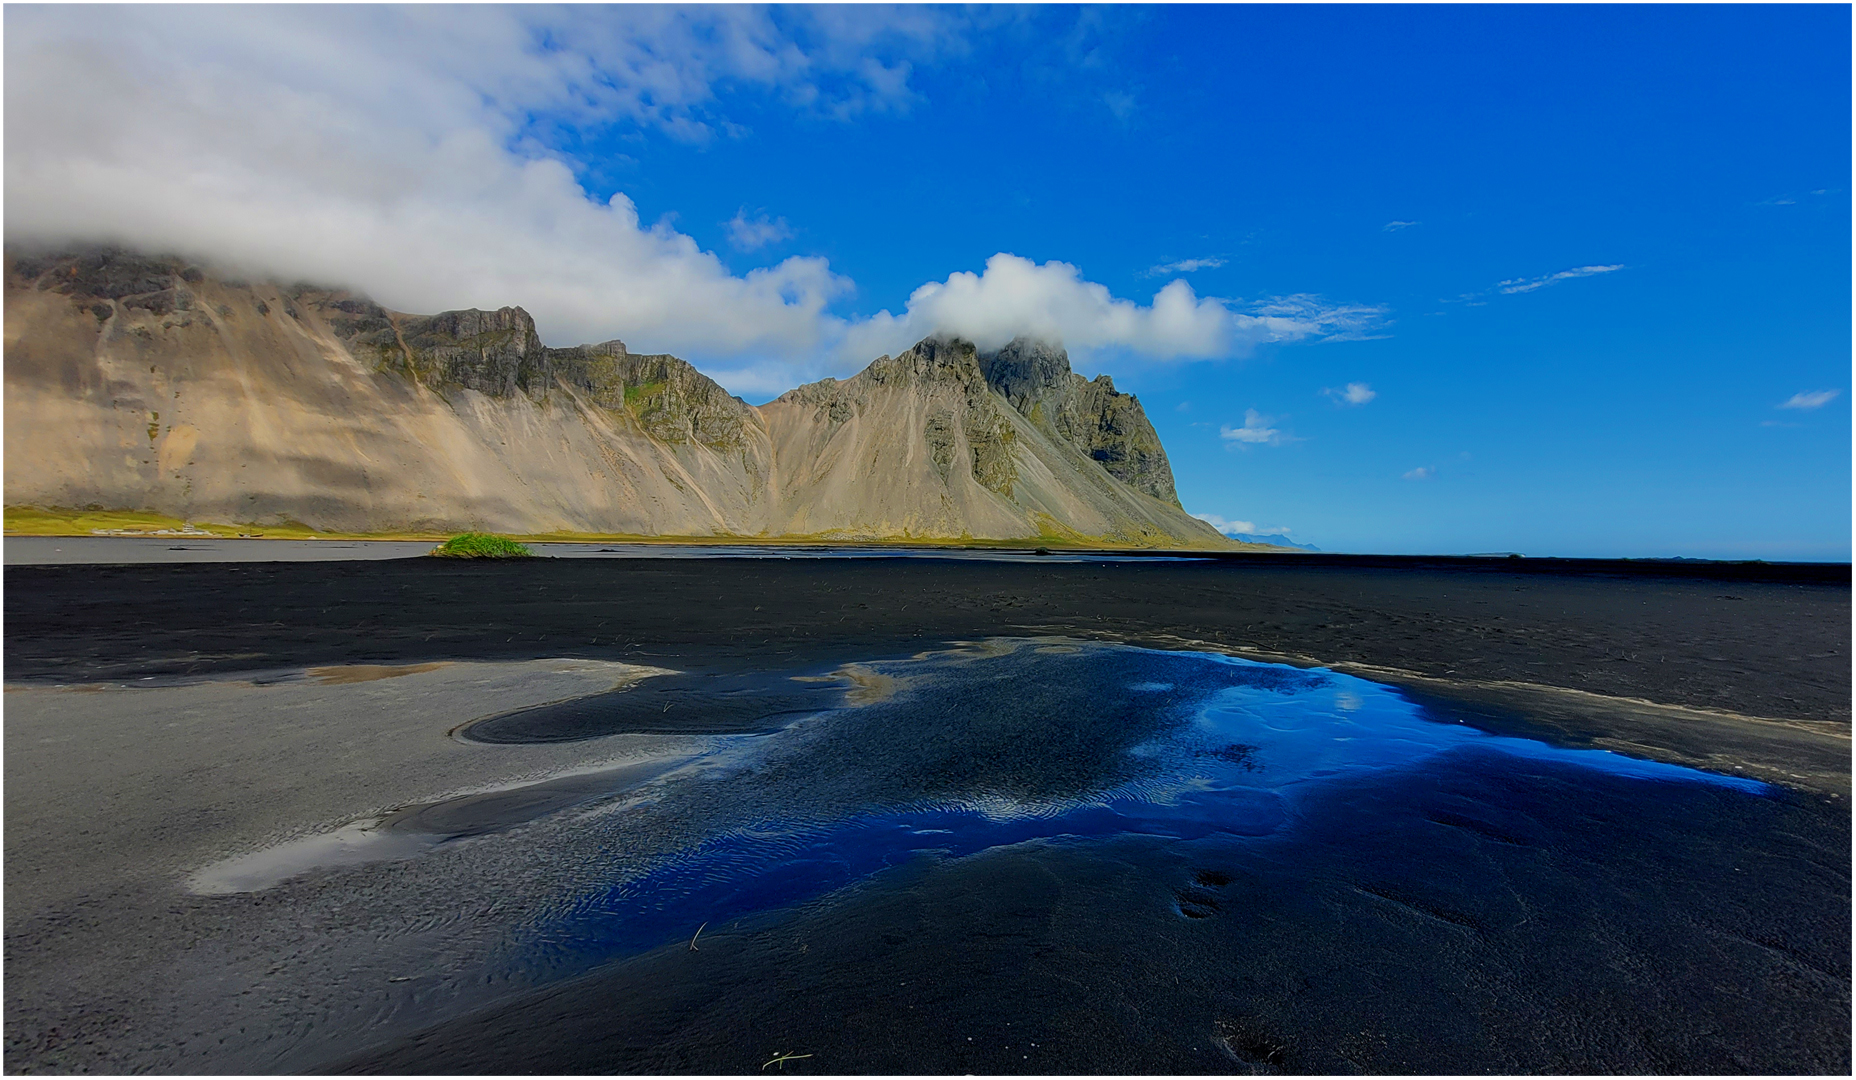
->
[980, 337, 1179, 504]
[3, 247, 1228, 547]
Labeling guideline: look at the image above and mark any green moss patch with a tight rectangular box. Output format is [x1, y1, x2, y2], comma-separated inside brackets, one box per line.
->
[623, 381, 666, 407]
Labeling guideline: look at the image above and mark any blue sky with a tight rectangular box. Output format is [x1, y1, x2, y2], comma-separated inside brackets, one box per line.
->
[9, 5, 1849, 558]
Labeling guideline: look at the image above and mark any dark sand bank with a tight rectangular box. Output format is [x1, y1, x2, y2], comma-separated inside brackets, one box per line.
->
[8, 554, 1847, 739]
[4, 556, 1849, 1074]
[6, 554, 1847, 706]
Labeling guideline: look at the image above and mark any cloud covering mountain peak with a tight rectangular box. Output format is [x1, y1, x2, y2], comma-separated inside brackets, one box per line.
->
[4, 5, 1380, 397]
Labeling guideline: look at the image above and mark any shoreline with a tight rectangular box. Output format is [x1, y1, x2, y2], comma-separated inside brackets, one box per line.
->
[11, 508, 1848, 567]
[4, 533, 1846, 581]
[1, 505, 1254, 552]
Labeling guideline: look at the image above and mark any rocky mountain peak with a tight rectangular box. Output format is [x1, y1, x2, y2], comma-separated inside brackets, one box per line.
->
[296, 291, 750, 448]
[409, 305, 542, 352]
[863, 335, 988, 388]
[589, 349, 758, 450]
[9, 246, 215, 324]
[389, 305, 546, 397]
[975, 337, 1180, 506]
[12, 246, 198, 300]
[978, 336, 1072, 411]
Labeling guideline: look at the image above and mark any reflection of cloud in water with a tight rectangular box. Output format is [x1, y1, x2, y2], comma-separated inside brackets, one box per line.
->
[188, 820, 432, 895]
[513, 639, 1769, 975]
[188, 756, 697, 894]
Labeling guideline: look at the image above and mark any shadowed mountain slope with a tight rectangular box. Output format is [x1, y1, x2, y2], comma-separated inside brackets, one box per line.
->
[3, 248, 1230, 547]
[980, 336, 1178, 504]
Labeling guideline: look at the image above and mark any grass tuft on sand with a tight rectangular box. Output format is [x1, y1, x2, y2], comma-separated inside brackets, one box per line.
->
[428, 532, 536, 559]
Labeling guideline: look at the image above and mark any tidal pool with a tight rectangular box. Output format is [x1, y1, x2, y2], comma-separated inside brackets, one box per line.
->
[478, 639, 1770, 975]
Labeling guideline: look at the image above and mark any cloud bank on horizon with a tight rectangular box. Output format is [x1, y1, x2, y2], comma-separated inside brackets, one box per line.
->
[3, 5, 1379, 396]
[1191, 513, 1291, 538]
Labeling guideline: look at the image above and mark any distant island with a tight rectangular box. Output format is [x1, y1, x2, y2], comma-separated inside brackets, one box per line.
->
[1, 247, 1297, 550]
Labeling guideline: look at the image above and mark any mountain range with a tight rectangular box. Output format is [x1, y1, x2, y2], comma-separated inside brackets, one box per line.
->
[1222, 533, 1319, 552]
[4, 247, 1246, 548]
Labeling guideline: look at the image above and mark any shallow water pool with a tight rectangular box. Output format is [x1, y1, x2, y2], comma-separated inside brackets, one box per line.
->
[505, 639, 1769, 972]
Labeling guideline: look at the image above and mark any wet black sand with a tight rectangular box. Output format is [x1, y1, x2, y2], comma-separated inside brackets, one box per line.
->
[5, 553, 1849, 1074]
[5, 553, 1846, 724]
[6, 554, 1848, 790]
[348, 772, 1847, 1075]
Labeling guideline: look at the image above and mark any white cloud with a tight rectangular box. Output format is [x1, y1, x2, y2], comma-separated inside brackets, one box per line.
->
[1192, 513, 1291, 538]
[1383, 221, 1418, 232]
[1146, 256, 1226, 276]
[2, 6, 1387, 396]
[843, 254, 1385, 363]
[1220, 409, 1290, 447]
[1403, 466, 1434, 480]
[3, 5, 922, 370]
[1755, 191, 1827, 206]
[1245, 294, 1392, 343]
[1323, 382, 1377, 406]
[1103, 89, 1138, 122]
[726, 210, 794, 251]
[1195, 514, 1257, 534]
[1779, 389, 1840, 410]
[1495, 264, 1625, 295]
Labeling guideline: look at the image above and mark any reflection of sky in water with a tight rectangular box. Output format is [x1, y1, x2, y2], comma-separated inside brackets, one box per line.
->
[520, 640, 1770, 972]
[1179, 660, 1766, 796]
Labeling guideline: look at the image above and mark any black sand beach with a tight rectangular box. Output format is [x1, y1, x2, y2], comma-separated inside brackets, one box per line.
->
[5, 552, 1849, 1073]
[7, 552, 1848, 718]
